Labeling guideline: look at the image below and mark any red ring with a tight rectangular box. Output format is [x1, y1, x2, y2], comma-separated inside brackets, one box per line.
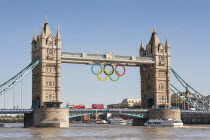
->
[115, 64, 126, 76]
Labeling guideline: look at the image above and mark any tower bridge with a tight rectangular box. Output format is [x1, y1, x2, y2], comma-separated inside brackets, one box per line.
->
[0, 20, 210, 127]
[31, 20, 171, 110]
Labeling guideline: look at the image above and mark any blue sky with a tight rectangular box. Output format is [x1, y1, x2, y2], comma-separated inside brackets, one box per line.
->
[0, 0, 210, 108]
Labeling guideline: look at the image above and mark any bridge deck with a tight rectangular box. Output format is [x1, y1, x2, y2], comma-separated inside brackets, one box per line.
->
[0, 109, 33, 114]
[61, 52, 154, 66]
[1, 109, 209, 115]
[69, 109, 148, 112]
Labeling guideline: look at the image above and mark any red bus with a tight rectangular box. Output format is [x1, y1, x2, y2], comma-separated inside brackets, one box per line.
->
[73, 105, 85, 109]
[92, 104, 104, 109]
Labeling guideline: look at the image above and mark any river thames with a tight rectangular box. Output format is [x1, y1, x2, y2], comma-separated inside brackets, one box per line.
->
[0, 123, 210, 139]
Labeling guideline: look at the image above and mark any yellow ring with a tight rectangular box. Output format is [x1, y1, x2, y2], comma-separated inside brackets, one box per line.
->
[97, 69, 109, 81]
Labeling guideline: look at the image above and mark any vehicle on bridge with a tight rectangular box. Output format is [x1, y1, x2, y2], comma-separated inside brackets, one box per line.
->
[66, 104, 74, 109]
[66, 104, 86, 109]
[92, 104, 104, 109]
[73, 105, 85, 109]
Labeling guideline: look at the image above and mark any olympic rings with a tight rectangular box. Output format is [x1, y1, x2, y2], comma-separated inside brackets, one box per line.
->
[91, 63, 126, 81]
[103, 64, 114, 75]
[115, 64, 126, 76]
[91, 63, 102, 75]
[97, 69, 109, 81]
[109, 70, 120, 81]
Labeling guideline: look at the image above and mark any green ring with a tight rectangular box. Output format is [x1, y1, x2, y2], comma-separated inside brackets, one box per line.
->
[109, 70, 120, 81]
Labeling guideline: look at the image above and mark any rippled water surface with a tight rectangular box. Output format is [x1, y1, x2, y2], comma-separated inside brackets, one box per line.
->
[0, 123, 210, 140]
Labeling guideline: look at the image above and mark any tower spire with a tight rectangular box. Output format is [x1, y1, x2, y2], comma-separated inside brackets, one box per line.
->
[140, 40, 144, 50]
[56, 25, 61, 39]
[165, 36, 170, 47]
[32, 30, 37, 44]
[149, 28, 160, 46]
[32, 30, 36, 40]
[40, 26, 45, 38]
[43, 17, 51, 37]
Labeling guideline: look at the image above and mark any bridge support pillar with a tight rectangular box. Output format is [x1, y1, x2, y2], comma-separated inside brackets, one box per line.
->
[148, 109, 181, 120]
[24, 108, 69, 128]
[24, 112, 34, 128]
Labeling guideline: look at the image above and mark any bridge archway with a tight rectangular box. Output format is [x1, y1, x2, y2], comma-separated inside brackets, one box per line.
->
[147, 99, 154, 108]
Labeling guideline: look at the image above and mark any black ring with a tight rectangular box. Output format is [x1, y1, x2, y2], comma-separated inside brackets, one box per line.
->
[103, 64, 114, 75]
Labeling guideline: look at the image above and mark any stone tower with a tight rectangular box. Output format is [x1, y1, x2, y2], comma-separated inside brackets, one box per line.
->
[31, 19, 61, 109]
[140, 29, 171, 109]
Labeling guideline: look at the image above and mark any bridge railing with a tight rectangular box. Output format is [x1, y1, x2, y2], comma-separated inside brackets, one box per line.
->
[0, 109, 33, 114]
[181, 110, 210, 114]
[69, 108, 148, 112]
[61, 52, 155, 65]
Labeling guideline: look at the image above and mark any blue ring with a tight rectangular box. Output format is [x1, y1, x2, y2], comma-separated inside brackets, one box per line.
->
[91, 63, 102, 75]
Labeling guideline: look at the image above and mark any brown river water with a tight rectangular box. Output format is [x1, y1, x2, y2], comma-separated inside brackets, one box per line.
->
[0, 123, 210, 140]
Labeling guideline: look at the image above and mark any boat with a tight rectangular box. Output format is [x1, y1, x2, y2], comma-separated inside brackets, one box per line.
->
[108, 118, 126, 125]
[125, 119, 133, 124]
[0, 123, 4, 127]
[96, 120, 107, 124]
[144, 119, 183, 127]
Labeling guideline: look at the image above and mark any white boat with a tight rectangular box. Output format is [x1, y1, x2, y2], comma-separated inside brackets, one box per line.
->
[144, 119, 183, 127]
[109, 118, 126, 125]
[125, 119, 133, 124]
[96, 120, 107, 124]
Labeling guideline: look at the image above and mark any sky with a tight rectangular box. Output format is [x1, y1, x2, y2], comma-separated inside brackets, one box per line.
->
[0, 0, 210, 108]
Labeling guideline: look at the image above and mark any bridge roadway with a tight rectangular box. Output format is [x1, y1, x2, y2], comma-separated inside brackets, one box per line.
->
[69, 108, 148, 118]
[1, 108, 210, 116]
[0, 109, 33, 114]
[61, 52, 155, 66]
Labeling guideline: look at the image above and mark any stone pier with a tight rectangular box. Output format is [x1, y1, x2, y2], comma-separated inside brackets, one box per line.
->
[24, 108, 69, 128]
[148, 109, 181, 120]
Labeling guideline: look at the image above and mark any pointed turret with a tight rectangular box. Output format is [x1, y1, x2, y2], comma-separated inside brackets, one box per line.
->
[32, 30, 37, 44]
[43, 17, 51, 37]
[140, 40, 145, 56]
[40, 26, 45, 38]
[148, 28, 161, 46]
[165, 36, 170, 47]
[165, 36, 170, 55]
[140, 40, 144, 50]
[56, 26, 61, 39]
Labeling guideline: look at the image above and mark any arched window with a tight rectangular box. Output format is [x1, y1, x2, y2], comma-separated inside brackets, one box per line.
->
[49, 81, 52, 86]
[49, 94, 52, 100]
[161, 85, 163, 89]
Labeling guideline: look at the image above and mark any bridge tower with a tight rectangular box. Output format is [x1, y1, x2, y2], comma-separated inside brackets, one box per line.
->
[140, 29, 171, 109]
[31, 19, 61, 108]
[25, 19, 69, 128]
